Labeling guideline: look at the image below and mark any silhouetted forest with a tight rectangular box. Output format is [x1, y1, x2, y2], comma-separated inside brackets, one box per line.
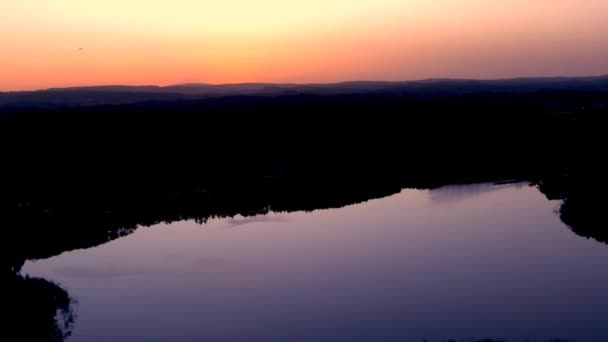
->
[0, 85, 606, 341]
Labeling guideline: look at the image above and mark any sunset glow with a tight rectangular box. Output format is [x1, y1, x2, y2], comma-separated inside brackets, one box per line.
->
[2, 0, 608, 90]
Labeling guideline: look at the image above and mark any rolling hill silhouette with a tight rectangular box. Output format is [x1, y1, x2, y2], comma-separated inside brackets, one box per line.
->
[2, 75, 608, 108]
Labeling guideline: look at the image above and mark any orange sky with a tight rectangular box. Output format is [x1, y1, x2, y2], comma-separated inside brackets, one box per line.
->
[1, 0, 608, 91]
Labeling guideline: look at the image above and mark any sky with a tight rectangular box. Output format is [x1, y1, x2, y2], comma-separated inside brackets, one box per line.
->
[1, 0, 608, 91]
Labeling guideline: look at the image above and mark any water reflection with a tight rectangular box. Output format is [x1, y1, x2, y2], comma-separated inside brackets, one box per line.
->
[225, 214, 290, 227]
[11, 182, 607, 342]
[428, 182, 528, 204]
[0, 172, 604, 341]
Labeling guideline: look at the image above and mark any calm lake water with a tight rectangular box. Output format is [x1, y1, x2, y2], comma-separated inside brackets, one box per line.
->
[23, 182, 608, 342]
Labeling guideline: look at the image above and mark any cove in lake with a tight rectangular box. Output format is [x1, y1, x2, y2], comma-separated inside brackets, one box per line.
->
[21, 182, 608, 342]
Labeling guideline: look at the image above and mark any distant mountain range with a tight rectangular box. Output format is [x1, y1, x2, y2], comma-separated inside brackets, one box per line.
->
[2, 75, 608, 108]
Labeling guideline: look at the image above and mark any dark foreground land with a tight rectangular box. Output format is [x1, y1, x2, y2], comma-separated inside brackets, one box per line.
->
[0, 78, 606, 341]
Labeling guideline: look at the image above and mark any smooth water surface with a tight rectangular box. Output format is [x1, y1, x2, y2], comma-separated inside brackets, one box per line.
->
[23, 183, 608, 341]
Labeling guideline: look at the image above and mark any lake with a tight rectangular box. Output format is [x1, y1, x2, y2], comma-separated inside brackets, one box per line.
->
[22, 182, 608, 342]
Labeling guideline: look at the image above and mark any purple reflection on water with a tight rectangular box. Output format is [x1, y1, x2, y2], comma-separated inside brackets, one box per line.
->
[24, 183, 608, 342]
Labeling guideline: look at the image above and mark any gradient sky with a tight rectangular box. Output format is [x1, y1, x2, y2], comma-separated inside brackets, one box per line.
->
[1, 0, 608, 90]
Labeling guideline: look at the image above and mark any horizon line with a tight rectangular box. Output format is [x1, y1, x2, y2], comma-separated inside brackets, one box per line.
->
[3, 73, 608, 93]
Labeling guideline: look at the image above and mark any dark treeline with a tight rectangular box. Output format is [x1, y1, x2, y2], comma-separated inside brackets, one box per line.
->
[0, 90, 592, 188]
[0, 89, 606, 341]
[3, 90, 603, 263]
